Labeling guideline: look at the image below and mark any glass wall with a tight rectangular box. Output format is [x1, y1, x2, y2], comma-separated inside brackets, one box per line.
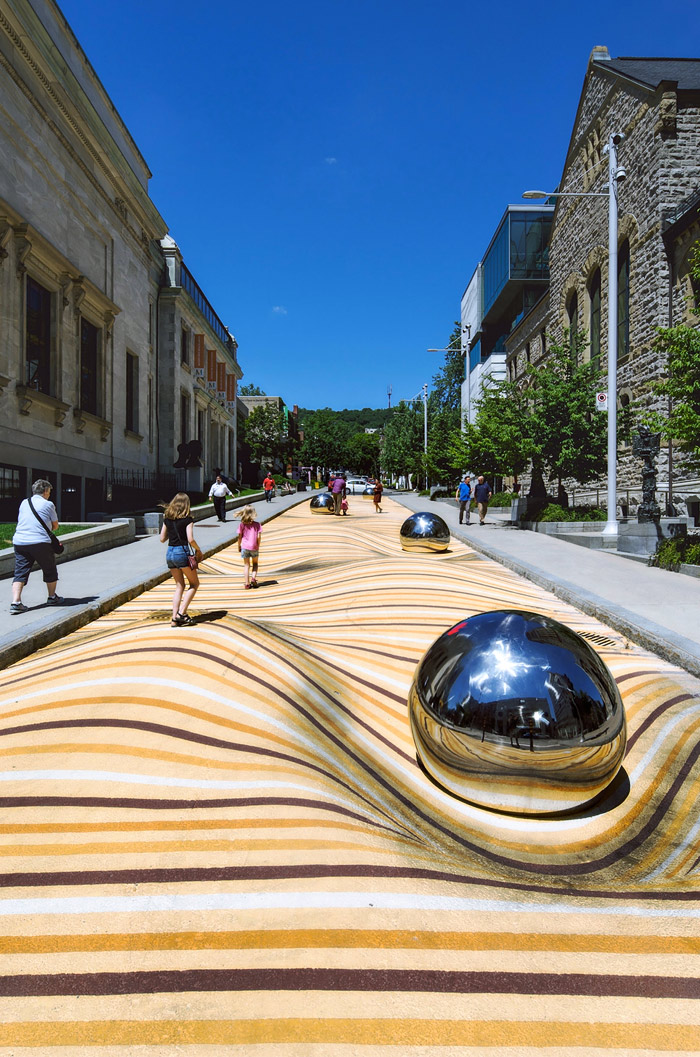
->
[482, 209, 552, 316]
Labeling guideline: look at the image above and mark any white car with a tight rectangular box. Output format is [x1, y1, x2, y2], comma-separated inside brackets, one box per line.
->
[344, 478, 368, 494]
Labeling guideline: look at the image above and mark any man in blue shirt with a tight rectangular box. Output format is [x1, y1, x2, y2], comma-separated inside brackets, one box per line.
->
[455, 476, 472, 525]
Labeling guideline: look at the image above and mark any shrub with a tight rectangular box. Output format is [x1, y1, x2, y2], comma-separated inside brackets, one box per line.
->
[527, 503, 607, 523]
[652, 534, 700, 570]
[489, 491, 516, 507]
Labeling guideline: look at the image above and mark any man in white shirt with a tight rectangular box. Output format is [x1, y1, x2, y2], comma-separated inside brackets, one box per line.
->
[11, 479, 62, 613]
[208, 474, 234, 522]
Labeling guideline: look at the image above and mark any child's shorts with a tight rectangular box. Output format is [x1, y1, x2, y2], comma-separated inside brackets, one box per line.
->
[241, 548, 258, 558]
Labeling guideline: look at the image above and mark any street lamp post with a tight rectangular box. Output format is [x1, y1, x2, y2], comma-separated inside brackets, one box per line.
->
[523, 132, 624, 536]
[422, 383, 428, 490]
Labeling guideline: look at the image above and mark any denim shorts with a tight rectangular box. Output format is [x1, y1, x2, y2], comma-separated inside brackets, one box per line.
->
[166, 545, 190, 569]
[241, 548, 258, 558]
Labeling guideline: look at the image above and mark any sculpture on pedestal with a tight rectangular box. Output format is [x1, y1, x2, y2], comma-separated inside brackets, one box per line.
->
[632, 425, 661, 524]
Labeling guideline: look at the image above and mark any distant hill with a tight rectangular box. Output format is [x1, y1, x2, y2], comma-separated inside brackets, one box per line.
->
[298, 407, 392, 431]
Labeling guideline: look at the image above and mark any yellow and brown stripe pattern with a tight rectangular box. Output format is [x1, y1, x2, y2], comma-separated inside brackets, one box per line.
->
[1, 497, 700, 1055]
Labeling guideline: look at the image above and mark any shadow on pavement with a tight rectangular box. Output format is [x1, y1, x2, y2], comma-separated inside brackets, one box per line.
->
[42, 596, 99, 608]
[190, 610, 229, 624]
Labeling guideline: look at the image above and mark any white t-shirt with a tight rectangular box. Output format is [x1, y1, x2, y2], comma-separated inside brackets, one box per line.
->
[13, 495, 58, 546]
[209, 482, 232, 498]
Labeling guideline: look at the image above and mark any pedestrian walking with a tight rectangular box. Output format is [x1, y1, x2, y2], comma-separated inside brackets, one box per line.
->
[474, 475, 493, 525]
[237, 505, 262, 588]
[373, 477, 383, 512]
[208, 474, 235, 521]
[455, 475, 472, 525]
[10, 479, 63, 613]
[159, 492, 203, 627]
[263, 473, 275, 503]
[330, 472, 346, 515]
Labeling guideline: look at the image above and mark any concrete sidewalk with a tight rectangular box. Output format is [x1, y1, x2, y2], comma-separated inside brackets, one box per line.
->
[0, 490, 309, 671]
[394, 492, 700, 679]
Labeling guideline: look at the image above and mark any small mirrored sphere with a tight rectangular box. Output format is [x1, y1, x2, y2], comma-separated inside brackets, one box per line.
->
[400, 512, 450, 552]
[409, 610, 627, 815]
[310, 493, 335, 513]
[363, 485, 376, 497]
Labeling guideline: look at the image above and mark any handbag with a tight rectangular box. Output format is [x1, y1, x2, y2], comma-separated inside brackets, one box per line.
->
[187, 543, 198, 570]
[27, 497, 64, 554]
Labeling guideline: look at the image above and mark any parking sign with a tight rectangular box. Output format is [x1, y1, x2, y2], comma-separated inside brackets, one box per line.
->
[596, 391, 608, 411]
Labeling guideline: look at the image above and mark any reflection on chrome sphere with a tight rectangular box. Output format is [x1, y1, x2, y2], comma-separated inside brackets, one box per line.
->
[400, 512, 450, 552]
[310, 493, 335, 513]
[363, 485, 376, 497]
[409, 610, 627, 815]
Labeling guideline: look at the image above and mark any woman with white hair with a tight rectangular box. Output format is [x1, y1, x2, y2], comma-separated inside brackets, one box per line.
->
[10, 479, 63, 614]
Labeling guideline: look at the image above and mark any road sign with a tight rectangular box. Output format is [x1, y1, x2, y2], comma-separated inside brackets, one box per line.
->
[596, 391, 608, 411]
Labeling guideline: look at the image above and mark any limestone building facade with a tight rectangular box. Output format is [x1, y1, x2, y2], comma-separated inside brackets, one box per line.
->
[506, 48, 700, 517]
[0, 0, 242, 519]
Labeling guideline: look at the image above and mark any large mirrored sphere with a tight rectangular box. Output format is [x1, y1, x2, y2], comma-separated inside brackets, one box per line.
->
[310, 493, 335, 513]
[400, 512, 450, 552]
[409, 610, 627, 815]
[363, 484, 376, 497]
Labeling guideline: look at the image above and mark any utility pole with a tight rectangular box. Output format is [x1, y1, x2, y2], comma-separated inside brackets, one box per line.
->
[423, 383, 428, 490]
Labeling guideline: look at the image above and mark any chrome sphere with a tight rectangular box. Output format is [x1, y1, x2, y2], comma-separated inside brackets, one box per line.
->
[363, 484, 376, 497]
[310, 492, 335, 513]
[400, 512, 450, 552]
[409, 610, 627, 815]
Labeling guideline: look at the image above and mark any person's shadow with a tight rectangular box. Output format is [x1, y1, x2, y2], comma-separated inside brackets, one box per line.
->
[42, 596, 99, 608]
[188, 609, 229, 624]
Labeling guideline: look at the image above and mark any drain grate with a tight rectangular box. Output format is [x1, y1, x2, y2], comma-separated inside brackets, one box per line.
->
[579, 631, 621, 648]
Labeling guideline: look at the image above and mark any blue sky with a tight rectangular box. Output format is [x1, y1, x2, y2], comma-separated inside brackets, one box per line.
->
[59, 0, 700, 411]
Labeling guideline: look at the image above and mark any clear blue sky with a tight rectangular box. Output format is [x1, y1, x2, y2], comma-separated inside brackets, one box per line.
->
[59, 0, 699, 411]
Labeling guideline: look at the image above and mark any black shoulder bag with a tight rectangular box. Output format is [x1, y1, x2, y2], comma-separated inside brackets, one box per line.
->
[27, 497, 64, 554]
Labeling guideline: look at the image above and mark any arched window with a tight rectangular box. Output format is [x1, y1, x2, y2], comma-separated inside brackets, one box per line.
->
[589, 268, 601, 370]
[617, 240, 630, 358]
[567, 292, 578, 356]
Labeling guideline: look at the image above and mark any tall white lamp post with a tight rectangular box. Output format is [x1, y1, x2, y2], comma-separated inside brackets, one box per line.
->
[523, 132, 625, 536]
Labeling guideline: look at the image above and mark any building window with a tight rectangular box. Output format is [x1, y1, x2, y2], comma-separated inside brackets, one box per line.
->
[180, 393, 190, 445]
[25, 276, 52, 394]
[181, 326, 190, 365]
[126, 351, 139, 433]
[0, 463, 22, 501]
[80, 318, 101, 415]
[540, 329, 547, 359]
[148, 376, 153, 443]
[618, 240, 630, 359]
[567, 291, 579, 355]
[525, 342, 531, 364]
[589, 268, 601, 370]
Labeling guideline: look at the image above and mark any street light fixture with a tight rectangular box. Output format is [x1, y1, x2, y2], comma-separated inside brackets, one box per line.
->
[522, 132, 625, 537]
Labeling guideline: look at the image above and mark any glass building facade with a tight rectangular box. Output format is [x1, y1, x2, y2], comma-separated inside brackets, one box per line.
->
[482, 208, 553, 317]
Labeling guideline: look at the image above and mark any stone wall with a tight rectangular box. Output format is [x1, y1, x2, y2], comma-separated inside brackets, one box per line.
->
[507, 54, 700, 511]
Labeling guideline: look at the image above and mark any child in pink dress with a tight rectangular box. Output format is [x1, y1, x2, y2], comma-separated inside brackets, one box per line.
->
[237, 505, 262, 588]
[341, 496, 349, 515]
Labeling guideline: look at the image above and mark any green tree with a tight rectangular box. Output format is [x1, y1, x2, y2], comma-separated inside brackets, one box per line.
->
[383, 400, 423, 483]
[425, 323, 465, 483]
[239, 383, 266, 396]
[466, 332, 607, 494]
[346, 430, 381, 476]
[646, 241, 700, 468]
[467, 377, 533, 479]
[244, 403, 289, 469]
[526, 333, 607, 491]
[298, 409, 353, 471]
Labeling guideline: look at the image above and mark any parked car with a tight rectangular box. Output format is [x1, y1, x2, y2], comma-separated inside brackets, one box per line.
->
[344, 478, 367, 494]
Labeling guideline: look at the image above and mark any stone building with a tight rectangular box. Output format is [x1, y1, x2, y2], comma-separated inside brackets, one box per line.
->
[0, 0, 241, 519]
[159, 236, 241, 495]
[506, 48, 700, 519]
